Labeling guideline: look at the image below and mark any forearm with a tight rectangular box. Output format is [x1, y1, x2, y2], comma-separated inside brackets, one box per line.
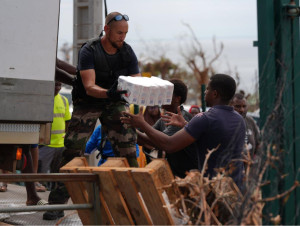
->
[139, 122, 178, 153]
[137, 130, 156, 147]
[85, 85, 108, 99]
[80, 69, 109, 99]
[55, 67, 75, 86]
[56, 58, 76, 75]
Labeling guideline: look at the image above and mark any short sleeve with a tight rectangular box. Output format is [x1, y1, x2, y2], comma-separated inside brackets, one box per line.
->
[127, 46, 140, 75]
[78, 44, 95, 71]
[184, 114, 208, 140]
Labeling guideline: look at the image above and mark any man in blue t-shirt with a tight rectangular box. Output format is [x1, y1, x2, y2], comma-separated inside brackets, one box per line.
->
[121, 74, 245, 190]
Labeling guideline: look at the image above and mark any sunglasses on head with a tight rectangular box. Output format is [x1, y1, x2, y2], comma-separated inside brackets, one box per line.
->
[107, 14, 129, 25]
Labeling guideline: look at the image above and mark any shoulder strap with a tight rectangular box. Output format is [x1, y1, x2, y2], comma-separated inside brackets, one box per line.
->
[96, 127, 108, 159]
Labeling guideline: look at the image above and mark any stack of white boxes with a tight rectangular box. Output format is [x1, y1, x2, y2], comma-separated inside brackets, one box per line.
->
[118, 76, 174, 106]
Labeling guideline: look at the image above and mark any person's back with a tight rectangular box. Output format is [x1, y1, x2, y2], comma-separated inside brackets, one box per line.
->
[186, 105, 245, 187]
[49, 93, 71, 147]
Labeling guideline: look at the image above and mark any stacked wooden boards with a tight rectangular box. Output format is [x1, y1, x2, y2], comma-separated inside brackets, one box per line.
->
[60, 157, 181, 225]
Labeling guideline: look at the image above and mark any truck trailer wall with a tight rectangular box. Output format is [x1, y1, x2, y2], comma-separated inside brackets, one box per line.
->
[0, 0, 60, 122]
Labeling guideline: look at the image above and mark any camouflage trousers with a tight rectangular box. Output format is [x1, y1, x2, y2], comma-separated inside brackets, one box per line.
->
[64, 101, 137, 158]
[48, 100, 137, 204]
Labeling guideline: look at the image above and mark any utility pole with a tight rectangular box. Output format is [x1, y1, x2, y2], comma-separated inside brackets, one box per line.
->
[73, 0, 103, 65]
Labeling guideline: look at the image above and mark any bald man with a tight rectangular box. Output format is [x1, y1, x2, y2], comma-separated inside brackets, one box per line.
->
[43, 12, 141, 220]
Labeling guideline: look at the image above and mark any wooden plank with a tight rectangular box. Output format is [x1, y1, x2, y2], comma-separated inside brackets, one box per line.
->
[145, 159, 174, 187]
[63, 167, 93, 225]
[146, 159, 182, 214]
[132, 170, 174, 225]
[99, 190, 115, 225]
[94, 168, 134, 225]
[77, 168, 114, 225]
[101, 157, 129, 167]
[60, 158, 93, 224]
[79, 168, 112, 225]
[60, 157, 88, 170]
[112, 169, 152, 225]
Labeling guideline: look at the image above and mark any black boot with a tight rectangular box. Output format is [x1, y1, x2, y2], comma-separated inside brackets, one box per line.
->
[43, 210, 64, 220]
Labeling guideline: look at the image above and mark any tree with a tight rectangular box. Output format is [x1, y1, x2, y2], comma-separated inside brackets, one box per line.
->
[141, 56, 181, 80]
[180, 23, 224, 110]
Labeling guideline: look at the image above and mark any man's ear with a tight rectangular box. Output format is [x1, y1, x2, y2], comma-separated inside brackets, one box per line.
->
[104, 24, 109, 33]
[213, 89, 218, 98]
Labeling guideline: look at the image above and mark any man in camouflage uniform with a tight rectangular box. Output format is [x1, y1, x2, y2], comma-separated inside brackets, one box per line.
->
[43, 12, 140, 220]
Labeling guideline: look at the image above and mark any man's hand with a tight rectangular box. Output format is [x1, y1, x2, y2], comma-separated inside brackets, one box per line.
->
[120, 106, 145, 129]
[106, 80, 127, 101]
[161, 106, 187, 128]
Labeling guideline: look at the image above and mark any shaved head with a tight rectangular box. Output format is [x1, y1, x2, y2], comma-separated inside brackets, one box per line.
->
[105, 12, 122, 25]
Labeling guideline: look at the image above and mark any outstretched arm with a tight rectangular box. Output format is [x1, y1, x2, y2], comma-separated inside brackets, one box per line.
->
[121, 106, 195, 153]
[55, 58, 76, 85]
[56, 58, 76, 75]
[55, 67, 75, 85]
[136, 130, 158, 149]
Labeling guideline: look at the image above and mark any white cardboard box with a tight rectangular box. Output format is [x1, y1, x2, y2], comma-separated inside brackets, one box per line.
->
[118, 76, 174, 106]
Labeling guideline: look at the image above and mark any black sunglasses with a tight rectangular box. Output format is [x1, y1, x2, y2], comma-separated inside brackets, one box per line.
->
[107, 14, 129, 25]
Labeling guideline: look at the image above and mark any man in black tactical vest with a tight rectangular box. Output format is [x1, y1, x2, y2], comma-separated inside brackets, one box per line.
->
[43, 12, 141, 221]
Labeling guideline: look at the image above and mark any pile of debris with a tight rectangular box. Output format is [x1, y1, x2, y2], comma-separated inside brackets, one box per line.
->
[169, 170, 263, 225]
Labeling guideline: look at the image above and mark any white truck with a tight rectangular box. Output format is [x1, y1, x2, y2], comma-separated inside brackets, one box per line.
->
[0, 0, 60, 171]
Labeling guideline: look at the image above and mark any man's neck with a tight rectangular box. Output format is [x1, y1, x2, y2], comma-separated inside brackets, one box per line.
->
[211, 99, 229, 107]
[101, 37, 118, 55]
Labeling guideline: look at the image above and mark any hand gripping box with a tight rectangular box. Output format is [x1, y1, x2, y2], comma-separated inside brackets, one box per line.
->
[118, 76, 141, 105]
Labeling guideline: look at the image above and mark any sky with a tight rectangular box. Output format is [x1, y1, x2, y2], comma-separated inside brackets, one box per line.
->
[58, 0, 258, 94]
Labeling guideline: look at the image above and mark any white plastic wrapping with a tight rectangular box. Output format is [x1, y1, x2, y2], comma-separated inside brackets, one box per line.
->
[118, 76, 174, 106]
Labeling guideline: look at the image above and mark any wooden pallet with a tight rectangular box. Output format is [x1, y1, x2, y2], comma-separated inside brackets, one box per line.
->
[60, 157, 181, 225]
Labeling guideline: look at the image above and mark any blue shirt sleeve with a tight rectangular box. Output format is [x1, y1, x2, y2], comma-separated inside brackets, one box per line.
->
[135, 144, 140, 157]
[85, 125, 102, 154]
[184, 114, 208, 140]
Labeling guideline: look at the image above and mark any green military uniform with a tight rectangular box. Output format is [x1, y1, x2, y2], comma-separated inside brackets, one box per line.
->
[64, 101, 137, 159]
